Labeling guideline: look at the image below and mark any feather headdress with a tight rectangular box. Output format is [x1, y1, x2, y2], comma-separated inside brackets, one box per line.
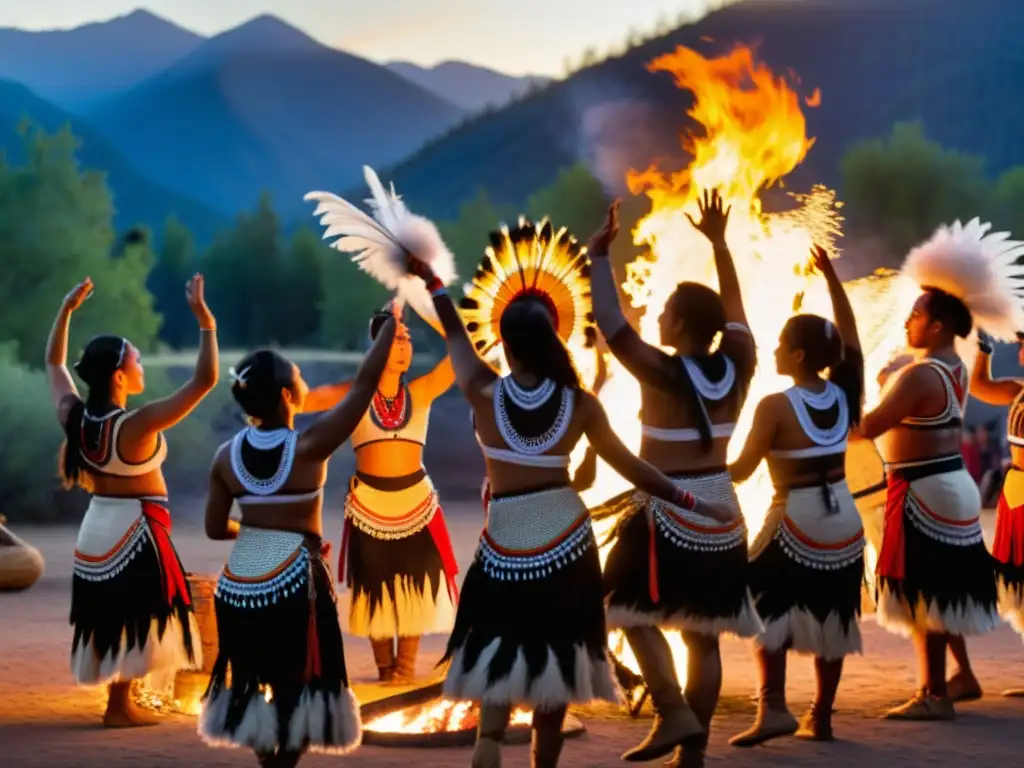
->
[304, 166, 457, 323]
[459, 217, 597, 366]
[902, 218, 1024, 341]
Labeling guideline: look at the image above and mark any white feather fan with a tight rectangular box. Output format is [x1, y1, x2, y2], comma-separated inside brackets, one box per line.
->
[902, 218, 1024, 341]
[304, 166, 457, 324]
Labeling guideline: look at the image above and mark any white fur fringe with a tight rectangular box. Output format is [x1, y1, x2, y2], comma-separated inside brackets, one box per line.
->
[998, 578, 1024, 638]
[876, 584, 1002, 638]
[443, 638, 622, 710]
[70, 613, 202, 685]
[606, 590, 764, 639]
[198, 686, 362, 755]
[755, 609, 862, 661]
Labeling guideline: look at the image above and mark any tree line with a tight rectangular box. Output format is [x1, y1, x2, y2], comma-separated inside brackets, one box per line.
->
[1, 119, 1023, 521]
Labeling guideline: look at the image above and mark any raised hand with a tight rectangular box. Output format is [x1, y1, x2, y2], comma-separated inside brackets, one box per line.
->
[62, 278, 94, 313]
[406, 253, 436, 283]
[586, 199, 620, 257]
[810, 244, 833, 274]
[185, 273, 216, 330]
[977, 329, 995, 355]
[685, 188, 730, 244]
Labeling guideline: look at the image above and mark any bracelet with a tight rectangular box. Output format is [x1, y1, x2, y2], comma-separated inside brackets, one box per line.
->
[200, 326, 217, 333]
[431, 286, 447, 298]
[673, 489, 695, 510]
[425, 276, 444, 293]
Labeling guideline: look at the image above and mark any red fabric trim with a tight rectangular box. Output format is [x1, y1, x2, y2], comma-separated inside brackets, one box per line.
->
[303, 597, 322, 682]
[338, 517, 352, 582]
[993, 493, 1024, 567]
[648, 510, 660, 604]
[877, 474, 910, 580]
[427, 505, 460, 604]
[141, 501, 191, 608]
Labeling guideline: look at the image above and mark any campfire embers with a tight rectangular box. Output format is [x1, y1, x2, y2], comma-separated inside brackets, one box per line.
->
[363, 699, 586, 748]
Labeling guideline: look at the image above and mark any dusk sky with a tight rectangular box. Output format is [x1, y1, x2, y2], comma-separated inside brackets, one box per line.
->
[0, 1, 733, 76]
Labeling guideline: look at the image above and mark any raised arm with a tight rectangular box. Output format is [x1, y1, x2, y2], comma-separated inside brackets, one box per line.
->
[205, 448, 240, 541]
[46, 278, 92, 426]
[729, 397, 779, 484]
[408, 302, 455, 400]
[859, 364, 931, 440]
[812, 246, 860, 351]
[589, 202, 682, 392]
[580, 393, 738, 522]
[970, 331, 1023, 406]
[121, 274, 219, 439]
[303, 380, 354, 413]
[404, 256, 498, 395]
[297, 314, 396, 462]
[687, 188, 746, 326]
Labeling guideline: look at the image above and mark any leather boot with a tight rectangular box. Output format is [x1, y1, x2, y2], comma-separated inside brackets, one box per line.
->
[622, 628, 703, 762]
[531, 725, 565, 768]
[728, 697, 798, 747]
[472, 704, 509, 768]
[391, 636, 420, 684]
[371, 638, 395, 683]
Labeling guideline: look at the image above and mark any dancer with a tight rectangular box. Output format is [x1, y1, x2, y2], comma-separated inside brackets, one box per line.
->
[967, 328, 1024, 698]
[303, 303, 457, 684]
[728, 246, 866, 746]
[409, 235, 735, 768]
[858, 219, 1023, 720]
[46, 274, 218, 727]
[198, 312, 397, 766]
[590, 191, 760, 766]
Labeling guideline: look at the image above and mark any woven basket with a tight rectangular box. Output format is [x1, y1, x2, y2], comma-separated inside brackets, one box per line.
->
[174, 573, 220, 703]
[0, 519, 45, 591]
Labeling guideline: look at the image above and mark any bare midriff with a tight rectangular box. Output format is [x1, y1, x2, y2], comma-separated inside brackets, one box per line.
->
[355, 439, 424, 478]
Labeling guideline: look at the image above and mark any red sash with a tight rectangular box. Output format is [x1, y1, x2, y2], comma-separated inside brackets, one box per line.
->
[141, 501, 191, 608]
[993, 493, 1024, 567]
[877, 473, 910, 580]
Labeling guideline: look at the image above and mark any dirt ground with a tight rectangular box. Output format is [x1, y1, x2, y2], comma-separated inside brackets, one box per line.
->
[3, 505, 1024, 767]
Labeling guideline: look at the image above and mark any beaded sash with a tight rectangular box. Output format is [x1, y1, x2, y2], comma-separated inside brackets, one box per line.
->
[478, 487, 595, 581]
[217, 528, 311, 609]
[344, 476, 438, 540]
[648, 473, 747, 553]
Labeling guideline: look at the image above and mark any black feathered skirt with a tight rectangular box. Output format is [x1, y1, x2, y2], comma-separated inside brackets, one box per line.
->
[198, 527, 360, 755]
[748, 480, 866, 660]
[442, 486, 621, 711]
[876, 458, 1000, 637]
[340, 473, 458, 639]
[70, 495, 200, 684]
[602, 471, 762, 638]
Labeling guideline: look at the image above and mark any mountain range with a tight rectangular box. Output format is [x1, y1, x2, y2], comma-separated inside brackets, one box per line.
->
[1, 1, 1021, 244]
[0, 9, 545, 237]
[383, 0, 1024, 220]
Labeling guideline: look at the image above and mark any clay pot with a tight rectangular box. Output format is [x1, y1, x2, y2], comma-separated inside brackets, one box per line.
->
[0, 517, 45, 591]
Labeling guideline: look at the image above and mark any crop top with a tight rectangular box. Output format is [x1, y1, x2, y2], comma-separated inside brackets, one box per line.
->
[350, 382, 430, 450]
[476, 376, 574, 469]
[229, 426, 323, 506]
[79, 408, 167, 477]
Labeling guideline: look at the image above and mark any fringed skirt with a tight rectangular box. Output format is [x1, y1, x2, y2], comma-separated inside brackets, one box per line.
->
[442, 486, 620, 711]
[991, 466, 1024, 634]
[199, 527, 360, 755]
[876, 459, 1000, 637]
[340, 472, 458, 639]
[602, 471, 762, 638]
[70, 495, 199, 684]
[748, 481, 866, 660]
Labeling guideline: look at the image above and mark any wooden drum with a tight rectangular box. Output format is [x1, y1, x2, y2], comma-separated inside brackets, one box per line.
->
[173, 573, 219, 706]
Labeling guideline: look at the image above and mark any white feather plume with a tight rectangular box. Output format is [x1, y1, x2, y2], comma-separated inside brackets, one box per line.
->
[902, 217, 1024, 341]
[304, 166, 457, 324]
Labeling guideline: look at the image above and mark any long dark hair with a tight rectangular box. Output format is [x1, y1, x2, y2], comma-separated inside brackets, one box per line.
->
[665, 282, 730, 452]
[782, 314, 863, 427]
[500, 296, 581, 389]
[231, 349, 296, 423]
[60, 335, 129, 489]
